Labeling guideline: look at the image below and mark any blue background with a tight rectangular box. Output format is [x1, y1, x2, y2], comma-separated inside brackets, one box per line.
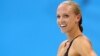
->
[0, 0, 100, 56]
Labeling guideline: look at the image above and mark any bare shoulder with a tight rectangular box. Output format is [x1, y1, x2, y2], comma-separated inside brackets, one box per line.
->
[57, 40, 67, 52]
[73, 35, 92, 50]
[59, 40, 67, 49]
[57, 40, 67, 56]
[73, 35, 97, 56]
[73, 35, 91, 45]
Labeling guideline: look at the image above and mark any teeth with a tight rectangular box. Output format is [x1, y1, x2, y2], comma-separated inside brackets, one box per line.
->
[60, 25, 66, 27]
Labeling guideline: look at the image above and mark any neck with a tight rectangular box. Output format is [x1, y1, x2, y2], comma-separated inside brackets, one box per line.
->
[66, 26, 82, 42]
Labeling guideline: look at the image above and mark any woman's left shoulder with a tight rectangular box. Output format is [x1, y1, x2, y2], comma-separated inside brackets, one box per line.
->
[73, 35, 97, 56]
[73, 35, 92, 46]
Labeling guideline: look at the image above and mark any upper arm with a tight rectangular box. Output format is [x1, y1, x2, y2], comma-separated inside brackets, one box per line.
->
[73, 36, 97, 56]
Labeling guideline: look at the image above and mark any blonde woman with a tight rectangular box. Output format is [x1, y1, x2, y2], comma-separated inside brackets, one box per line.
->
[57, 1, 96, 56]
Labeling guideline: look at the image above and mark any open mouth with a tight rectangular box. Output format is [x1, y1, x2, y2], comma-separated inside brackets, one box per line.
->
[60, 24, 67, 28]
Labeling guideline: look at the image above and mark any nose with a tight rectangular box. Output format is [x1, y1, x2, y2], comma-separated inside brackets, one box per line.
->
[57, 17, 64, 25]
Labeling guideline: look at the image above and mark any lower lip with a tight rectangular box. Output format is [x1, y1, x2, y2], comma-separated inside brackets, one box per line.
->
[61, 26, 67, 29]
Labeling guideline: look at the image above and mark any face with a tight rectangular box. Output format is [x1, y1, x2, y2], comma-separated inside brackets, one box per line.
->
[57, 4, 79, 33]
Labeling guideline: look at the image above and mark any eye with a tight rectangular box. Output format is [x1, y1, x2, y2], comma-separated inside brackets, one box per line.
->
[57, 15, 60, 19]
[63, 14, 69, 18]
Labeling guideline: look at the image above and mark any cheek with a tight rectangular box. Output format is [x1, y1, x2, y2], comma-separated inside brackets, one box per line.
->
[57, 19, 60, 25]
[67, 18, 75, 27]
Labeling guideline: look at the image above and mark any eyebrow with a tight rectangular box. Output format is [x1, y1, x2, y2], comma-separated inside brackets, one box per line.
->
[62, 13, 69, 16]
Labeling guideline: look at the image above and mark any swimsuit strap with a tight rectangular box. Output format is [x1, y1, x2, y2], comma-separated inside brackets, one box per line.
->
[64, 35, 82, 56]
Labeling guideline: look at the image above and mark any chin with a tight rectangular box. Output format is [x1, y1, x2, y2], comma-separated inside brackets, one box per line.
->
[61, 29, 68, 33]
[61, 28, 72, 33]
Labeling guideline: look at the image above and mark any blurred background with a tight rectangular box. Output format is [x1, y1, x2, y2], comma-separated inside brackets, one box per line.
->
[0, 0, 100, 56]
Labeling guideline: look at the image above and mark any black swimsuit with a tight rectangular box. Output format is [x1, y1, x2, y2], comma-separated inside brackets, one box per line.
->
[64, 35, 82, 56]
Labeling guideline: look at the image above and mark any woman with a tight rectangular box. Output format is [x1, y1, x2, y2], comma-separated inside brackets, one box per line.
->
[57, 0, 96, 56]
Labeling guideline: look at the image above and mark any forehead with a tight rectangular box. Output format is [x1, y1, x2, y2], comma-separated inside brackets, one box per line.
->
[57, 4, 74, 14]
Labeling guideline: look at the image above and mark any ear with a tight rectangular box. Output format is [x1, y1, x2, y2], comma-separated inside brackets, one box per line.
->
[76, 14, 81, 23]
